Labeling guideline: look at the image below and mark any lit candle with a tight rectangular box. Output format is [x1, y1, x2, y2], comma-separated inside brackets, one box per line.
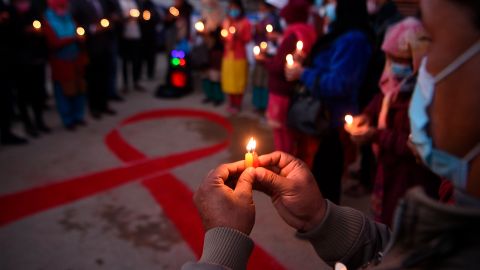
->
[32, 20, 42, 30]
[286, 54, 294, 67]
[195, 21, 205, 32]
[228, 26, 236, 34]
[100, 18, 109, 28]
[245, 137, 259, 168]
[143, 10, 151, 21]
[345, 115, 353, 126]
[260, 41, 268, 51]
[253, 45, 260, 56]
[265, 24, 273, 33]
[169, 7, 179, 17]
[130, 8, 140, 18]
[296, 40, 303, 54]
[220, 28, 228, 38]
[76, 26, 85, 36]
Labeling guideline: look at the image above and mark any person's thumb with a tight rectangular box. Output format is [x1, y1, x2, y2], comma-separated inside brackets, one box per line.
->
[253, 167, 285, 196]
[234, 167, 255, 202]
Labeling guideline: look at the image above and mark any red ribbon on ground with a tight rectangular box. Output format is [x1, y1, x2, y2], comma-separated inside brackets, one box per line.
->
[0, 109, 286, 270]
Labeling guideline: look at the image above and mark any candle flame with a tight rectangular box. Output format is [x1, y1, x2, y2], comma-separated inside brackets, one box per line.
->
[266, 24, 273, 33]
[345, 115, 353, 125]
[76, 27, 85, 36]
[32, 20, 41, 29]
[100, 18, 109, 28]
[195, 21, 205, 32]
[296, 40, 303, 52]
[260, 41, 268, 50]
[220, 28, 228, 38]
[253, 46, 260, 56]
[130, 8, 140, 18]
[228, 26, 236, 34]
[246, 137, 256, 152]
[143, 10, 151, 21]
[286, 54, 294, 66]
[169, 7, 179, 17]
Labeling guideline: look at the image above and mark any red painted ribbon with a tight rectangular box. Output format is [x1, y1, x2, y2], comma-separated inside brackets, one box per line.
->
[0, 109, 286, 270]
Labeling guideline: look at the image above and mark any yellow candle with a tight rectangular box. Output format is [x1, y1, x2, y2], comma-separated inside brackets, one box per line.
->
[32, 20, 42, 30]
[130, 8, 140, 18]
[286, 54, 294, 67]
[296, 40, 303, 53]
[100, 18, 109, 28]
[266, 24, 273, 33]
[195, 21, 205, 32]
[143, 10, 151, 21]
[245, 137, 259, 168]
[345, 114, 353, 126]
[76, 27, 85, 36]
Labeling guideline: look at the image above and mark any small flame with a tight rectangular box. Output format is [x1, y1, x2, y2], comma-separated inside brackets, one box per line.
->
[260, 41, 268, 50]
[130, 8, 140, 18]
[345, 115, 353, 125]
[100, 18, 109, 28]
[253, 46, 260, 56]
[286, 54, 294, 66]
[76, 27, 85, 36]
[221, 29, 228, 38]
[246, 137, 256, 152]
[265, 24, 273, 33]
[195, 21, 205, 32]
[228, 26, 236, 34]
[143, 10, 151, 21]
[169, 7, 179, 17]
[296, 40, 303, 52]
[32, 20, 41, 29]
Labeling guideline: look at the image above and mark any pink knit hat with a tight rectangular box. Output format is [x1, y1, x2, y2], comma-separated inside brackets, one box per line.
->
[381, 17, 429, 72]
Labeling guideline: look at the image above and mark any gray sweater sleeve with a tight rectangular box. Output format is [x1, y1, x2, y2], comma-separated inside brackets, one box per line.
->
[182, 227, 254, 270]
[297, 200, 391, 269]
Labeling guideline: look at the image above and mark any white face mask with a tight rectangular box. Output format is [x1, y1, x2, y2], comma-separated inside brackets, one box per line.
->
[409, 40, 480, 190]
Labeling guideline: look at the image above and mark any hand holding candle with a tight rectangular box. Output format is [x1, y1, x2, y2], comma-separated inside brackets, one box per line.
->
[245, 137, 259, 168]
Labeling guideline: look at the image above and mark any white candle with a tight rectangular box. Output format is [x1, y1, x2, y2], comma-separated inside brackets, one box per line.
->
[266, 24, 273, 33]
[76, 27, 85, 36]
[100, 18, 109, 28]
[221, 28, 228, 38]
[228, 26, 236, 34]
[169, 7, 179, 17]
[195, 21, 205, 32]
[296, 40, 303, 54]
[143, 10, 151, 21]
[130, 8, 140, 18]
[345, 115, 353, 126]
[260, 41, 268, 51]
[32, 20, 41, 30]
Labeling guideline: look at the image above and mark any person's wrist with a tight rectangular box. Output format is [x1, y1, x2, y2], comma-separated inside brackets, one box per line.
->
[301, 199, 327, 232]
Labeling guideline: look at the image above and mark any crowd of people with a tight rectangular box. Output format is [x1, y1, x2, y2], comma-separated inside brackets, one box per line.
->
[188, 0, 480, 269]
[0, 0, 162, 143]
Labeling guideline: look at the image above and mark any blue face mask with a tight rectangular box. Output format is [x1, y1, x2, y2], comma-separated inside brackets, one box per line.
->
[409, 40, 480, 190]
[229, 8, 240, 19]
[391, 62, 412, 80]
[325, 3, 336, 22]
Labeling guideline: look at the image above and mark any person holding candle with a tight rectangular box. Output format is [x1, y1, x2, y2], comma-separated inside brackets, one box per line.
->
[185, 2, 480, 269]
[284, 0, 372, 204]
[70, 0, 117, 119]
[197, 0, 225, 106]
[9, 0, 51, 137]
[220, 0, 251, 114]
[344, 17, 441, 227]
[139, 0, 160, 80]
[250, 1, 281, 112]
[256, 0, 316, 154]
[44, 0, 88, 130]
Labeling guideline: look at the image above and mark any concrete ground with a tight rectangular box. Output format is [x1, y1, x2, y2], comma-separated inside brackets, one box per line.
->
[0, 54, 370, 270]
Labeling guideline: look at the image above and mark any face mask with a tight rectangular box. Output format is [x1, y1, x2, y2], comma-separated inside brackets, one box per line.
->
[391, 62, 412, 80]
[409, 40, 480, 190]
[229, 8, 240, 19]
[325, 3, 336, 22]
